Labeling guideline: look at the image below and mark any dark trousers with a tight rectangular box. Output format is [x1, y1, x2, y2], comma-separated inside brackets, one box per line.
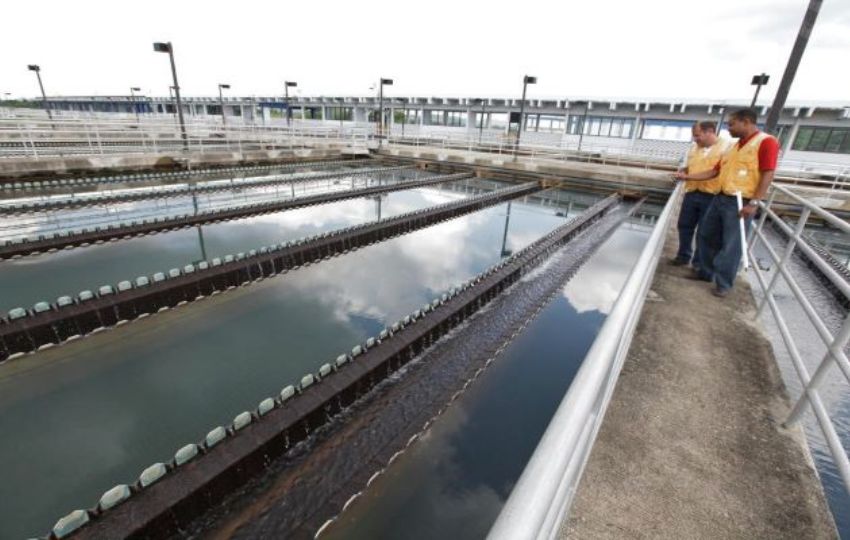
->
[697, 194, 753, 291]
[676, 191, 715, 265]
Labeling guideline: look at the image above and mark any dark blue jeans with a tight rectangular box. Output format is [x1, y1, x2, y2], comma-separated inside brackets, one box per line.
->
[697, 194, 752, 292]
[676, 191, 715, 265]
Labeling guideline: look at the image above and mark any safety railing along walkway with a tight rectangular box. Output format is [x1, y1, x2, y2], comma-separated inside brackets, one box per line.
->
[487, 184, 683, 540]
[2, 115, 849, 190]
[747, 183, 850, 497]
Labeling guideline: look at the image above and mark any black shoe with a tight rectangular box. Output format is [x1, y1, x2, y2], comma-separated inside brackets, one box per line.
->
[712, 287, 730, 298]
[669, 258, 690, 267]
[685, 269, 712, 282]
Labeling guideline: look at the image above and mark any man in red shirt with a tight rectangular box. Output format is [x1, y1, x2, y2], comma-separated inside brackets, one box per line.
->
[674, 108, 780, 297]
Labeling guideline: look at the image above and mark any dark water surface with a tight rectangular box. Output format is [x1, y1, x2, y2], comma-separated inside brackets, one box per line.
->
[0, 189, 592, 539]
[322, 225, 651, 539]
[0, 177, 495, 313]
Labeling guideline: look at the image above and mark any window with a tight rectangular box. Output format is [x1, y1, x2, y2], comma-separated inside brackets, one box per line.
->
[537, 115, 565, 132]
[792, 128, 813, 150]
[842, 133, 850, 154]
[489, 113, 508, 129]
[328, 107, 352, 121]
[792, 126, 850, 154]
[567, 115, 634, 138]
[640, 119, 694, 141]
[807, 128, 830, 152]
[825, 130, 845, 153]
[600, 118, 612, 137]
[447, 111, 466, 127]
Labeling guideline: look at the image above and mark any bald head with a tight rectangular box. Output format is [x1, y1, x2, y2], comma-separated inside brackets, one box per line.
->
[692, 121, 718, 148]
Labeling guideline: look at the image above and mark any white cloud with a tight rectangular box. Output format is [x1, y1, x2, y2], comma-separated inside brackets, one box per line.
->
[1, 0, 847, 102]
[563, 226, 652, 314]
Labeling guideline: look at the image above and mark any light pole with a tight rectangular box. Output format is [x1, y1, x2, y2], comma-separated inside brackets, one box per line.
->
[577, 100, 590, 153]
[168, 85, 177, 122]
[766, 0, 823, 134]
[477, 98, 486, 145]
[284, 81, 297, 126]
[750, 73, 770, 108]
[153, 42, 187, 150]
[514, 75, 536, 157]
[377, 78, 393, 146]
[217, 83, 230, 128]
[27, 64, 52, 121]
[129, 87, 141, 121]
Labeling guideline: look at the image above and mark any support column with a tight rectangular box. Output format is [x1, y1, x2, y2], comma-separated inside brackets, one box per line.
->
[631, 112, 642, 142]
[782, 116, 801, 154]
[353, 106, 367, 123]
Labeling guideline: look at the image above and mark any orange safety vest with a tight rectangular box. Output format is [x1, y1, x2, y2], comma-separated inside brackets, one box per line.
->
[718, 132, 774, 199]
[684, 140, 727, 194]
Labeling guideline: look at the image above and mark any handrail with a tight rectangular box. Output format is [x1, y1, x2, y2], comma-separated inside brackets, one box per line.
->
[487, 184, 683, 540]
[747, 183, 850, 497]
[1, 116, 848, 187]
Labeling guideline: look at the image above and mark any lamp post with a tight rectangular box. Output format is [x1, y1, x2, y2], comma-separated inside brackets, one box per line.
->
[577, 100, 590, 153]
[766, 0, 822, 134]
[477, 98, 486, 145]
[129, 87, 141, 121]
[27, 64, 52, 121]
[217, 83, 230, 128]
[377, 78, 393, 146]
[514, 75, 536, 157]
[750, 73, 769, 108]
[153, 42, 187, 150]
[284, 81, 297, 126]
[168, 85, 177, 122]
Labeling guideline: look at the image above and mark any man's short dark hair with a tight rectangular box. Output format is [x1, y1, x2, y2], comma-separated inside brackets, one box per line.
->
[695, 120, 717, 133]
[729, 108, 758, 124]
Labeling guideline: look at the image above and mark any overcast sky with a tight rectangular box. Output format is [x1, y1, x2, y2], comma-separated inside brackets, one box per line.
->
[1, 0, 848, 103]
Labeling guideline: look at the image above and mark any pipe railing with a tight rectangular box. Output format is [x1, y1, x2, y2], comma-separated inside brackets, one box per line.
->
[1, 116, 848, 187]
[747, 183, 850, 497]
[487, 184, 683, 540]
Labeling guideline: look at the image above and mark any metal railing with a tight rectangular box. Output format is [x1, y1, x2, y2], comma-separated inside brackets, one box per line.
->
[385, 132, 684, 170]
[747, 183, 850, 497]
[0, 116, 372, 159]
[487, 184, 683, 540]
[2, 113, 849, 189]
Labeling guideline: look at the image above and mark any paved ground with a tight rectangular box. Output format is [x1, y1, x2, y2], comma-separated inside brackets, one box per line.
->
[562, 218, 838, 539]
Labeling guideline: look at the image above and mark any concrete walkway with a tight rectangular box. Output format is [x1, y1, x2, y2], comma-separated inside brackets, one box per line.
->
[562, 219, 837, 539]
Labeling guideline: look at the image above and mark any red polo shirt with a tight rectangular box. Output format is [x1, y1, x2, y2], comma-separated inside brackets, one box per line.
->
[714, 130, 780, 173]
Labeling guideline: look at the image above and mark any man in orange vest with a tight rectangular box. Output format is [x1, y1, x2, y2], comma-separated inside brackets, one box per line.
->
[671, 121, 728, 268]
[674, 108, 780, 297]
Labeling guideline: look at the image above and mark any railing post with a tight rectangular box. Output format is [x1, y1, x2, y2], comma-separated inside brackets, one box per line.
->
[785, 312, 850, 426]
[27, 126, 39, 159]
[94, 123, 103, 155]
[755, 206, 811, 316]
[749, 189, 778, 249]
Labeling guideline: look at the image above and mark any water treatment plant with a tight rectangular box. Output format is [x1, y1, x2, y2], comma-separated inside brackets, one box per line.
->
[3, 2, 850, 537]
